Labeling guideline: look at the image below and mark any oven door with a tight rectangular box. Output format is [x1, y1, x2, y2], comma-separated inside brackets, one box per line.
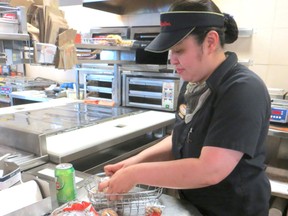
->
[88, 27, 134, 61]
[90, 26, 130, 39]
[122, 73, 180, 111]
[130, 26, 169, 65]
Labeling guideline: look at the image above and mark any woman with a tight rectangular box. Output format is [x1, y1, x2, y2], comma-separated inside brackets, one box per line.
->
[99, 0, 271, 215]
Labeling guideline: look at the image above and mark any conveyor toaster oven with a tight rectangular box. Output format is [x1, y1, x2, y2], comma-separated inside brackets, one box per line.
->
[122, 72, 180, 111]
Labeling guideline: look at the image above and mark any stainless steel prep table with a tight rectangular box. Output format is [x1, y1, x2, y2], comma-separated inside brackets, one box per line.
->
[9, 90, 51, 105]
[0, 101, 175, 173]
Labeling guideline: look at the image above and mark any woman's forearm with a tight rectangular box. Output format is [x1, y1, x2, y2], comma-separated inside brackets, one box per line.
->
[133, 135, 174, 163]
[119, 135, 174, 167]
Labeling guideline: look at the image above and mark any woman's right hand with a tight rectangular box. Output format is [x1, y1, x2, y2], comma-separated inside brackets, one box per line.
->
[104, 162, 125, 176]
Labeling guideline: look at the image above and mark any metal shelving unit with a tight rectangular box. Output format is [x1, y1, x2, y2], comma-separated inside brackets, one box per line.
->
[75, 43, 136, 106]
[0, 6, 31, 67]
[0, 5, 31, 106]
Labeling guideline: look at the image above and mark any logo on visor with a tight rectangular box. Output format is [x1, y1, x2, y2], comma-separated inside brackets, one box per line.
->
[161, 21, 172, 27]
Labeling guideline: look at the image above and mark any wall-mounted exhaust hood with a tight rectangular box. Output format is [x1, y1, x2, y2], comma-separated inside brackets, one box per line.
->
[82, 0, 173, 15]
[59, 0, 83, 6]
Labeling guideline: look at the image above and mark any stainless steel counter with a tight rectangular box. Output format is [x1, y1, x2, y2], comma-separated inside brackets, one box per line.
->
[7, 165, 202, 216]
[265, 123, 288, 199]
[72, 183, 202, 216]
[6, 193, 203, 216]
[269, 123, 288, 138]
[0, 101, 175, 179]
[0, 102, 166, 169]
[0, 102, 141, 135]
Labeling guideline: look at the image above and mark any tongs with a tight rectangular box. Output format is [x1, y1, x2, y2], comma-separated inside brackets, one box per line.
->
[0, 153, 10, 178]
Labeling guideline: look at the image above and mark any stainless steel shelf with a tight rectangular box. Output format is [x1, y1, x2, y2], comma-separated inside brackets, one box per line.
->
[0, 97, 10, 103]
[77, 59, 134, 64]
[86, 86, 112, 94]
[122, 64, 175, 73]
[238, 28, 253, 37]
[268, 125, 288, 139]
[122, 70, 179, 78]
[76, 43, 133, 51]
[13, 59, 33, 64]
[238, 59, 252, 66]
[0, 33, 29, 41]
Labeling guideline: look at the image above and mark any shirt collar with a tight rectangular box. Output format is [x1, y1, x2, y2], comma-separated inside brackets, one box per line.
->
[206, 51, 238, 91]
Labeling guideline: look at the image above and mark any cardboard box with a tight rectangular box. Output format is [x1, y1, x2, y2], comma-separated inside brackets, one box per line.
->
[0, 161, 21, 190]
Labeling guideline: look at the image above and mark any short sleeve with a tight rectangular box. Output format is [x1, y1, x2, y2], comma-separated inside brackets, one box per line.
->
[204, 74, 270, 157]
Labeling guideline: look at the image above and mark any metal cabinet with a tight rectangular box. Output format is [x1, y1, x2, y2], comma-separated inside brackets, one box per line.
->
[266, 126, 288, 200]
[83, 66, 119, 104]
[121, 66, 181, 111]
[75, 44, 135, 106]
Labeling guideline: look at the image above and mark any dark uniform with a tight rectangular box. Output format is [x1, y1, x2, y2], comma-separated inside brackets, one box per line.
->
[172, 52, 271, 216]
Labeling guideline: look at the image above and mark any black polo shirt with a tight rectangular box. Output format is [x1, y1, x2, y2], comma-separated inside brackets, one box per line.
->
[172, 52, 271, 216]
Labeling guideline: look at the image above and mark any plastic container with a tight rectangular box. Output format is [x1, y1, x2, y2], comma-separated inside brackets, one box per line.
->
[3, 13, 16, 20]
[34, 42, 57, 64]
[0, 18, 18, 33]
[66, 89, 84, 100]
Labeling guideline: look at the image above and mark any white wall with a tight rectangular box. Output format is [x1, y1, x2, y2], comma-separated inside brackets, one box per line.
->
[214, 0, 288, 90]
[27, 0, 288, 91]
[61, 5, 123, 33]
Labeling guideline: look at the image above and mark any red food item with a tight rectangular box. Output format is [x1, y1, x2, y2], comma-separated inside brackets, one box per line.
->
[63, 201, 99, 215]
[149, 213, 161, 216]
[63, 203, 83, 211]
[145, 206, 163, 216]
[3, 13, 16, 19]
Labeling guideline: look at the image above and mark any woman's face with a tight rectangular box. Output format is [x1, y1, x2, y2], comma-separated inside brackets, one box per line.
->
[170, 35, 210, 83]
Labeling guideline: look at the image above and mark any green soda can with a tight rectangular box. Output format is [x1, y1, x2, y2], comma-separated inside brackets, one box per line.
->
[55, 163, 77, 204]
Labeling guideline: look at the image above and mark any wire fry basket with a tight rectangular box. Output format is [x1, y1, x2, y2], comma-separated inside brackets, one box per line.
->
[84, 173, 163, 216]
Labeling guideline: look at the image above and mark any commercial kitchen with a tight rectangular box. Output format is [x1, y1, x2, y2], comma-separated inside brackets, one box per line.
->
[0, 0, 288, 215]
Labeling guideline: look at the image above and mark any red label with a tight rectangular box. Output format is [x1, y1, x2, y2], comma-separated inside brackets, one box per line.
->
[160, 21, 172, 26]
[56, 177, 64, 190]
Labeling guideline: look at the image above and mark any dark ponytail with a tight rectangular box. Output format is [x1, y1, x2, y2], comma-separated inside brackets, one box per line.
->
[223, 13, 238, 44]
